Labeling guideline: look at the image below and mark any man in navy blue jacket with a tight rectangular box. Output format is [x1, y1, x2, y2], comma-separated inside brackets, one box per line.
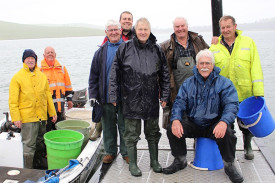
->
[163, 49, 244, 183]
[88, 20, 128, 164]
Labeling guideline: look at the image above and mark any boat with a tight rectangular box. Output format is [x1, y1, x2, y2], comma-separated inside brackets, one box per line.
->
[0, 89, 104, 183]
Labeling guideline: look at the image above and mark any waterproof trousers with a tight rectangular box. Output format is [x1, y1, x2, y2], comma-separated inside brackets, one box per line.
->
[101, 103, 127, 157]
[123, 118, 161, 148]
[167, 116, 237, 163]
[21, 121, 46, 169]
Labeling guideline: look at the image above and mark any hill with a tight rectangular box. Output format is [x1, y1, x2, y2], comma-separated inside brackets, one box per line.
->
[1, 18, 275, 40]
[0, 21, 105, 40]
[153, 17, 275, 34]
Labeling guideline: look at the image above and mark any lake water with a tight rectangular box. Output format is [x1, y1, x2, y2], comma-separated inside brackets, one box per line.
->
[0, 31, 275, 118]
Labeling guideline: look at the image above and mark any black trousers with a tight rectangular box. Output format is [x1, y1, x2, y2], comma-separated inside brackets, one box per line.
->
[167, 116, 237, 163]
[46, 112, 65, 132]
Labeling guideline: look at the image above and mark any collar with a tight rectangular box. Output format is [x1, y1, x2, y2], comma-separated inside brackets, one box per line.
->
[107, 38, 123, 46]
[174, 33, 190, 47]
[23, 63, 37, 72]
[41, 59, 62, 68]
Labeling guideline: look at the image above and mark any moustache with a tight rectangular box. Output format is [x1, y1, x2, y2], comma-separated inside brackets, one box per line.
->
[200, 68, 209, 71]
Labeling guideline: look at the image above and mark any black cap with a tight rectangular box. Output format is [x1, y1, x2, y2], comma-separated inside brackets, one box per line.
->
[22, 49, 37, 63]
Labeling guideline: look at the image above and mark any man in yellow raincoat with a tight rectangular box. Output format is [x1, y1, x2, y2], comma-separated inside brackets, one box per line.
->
[9, 49, 57, 169]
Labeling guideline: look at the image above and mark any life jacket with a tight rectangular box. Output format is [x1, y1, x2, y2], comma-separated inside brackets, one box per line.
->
[41, 59, 73, 112]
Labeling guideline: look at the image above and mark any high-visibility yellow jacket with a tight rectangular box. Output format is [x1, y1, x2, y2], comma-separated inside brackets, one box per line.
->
[9, 64, 56, 123]
[41, 59, 73, 113]
[210, 30, 264, 102]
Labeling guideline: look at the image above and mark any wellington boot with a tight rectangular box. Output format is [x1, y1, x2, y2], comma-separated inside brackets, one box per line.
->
[89, 122, 102, 141]
[128, 146, 142, 177]
[163, 156, 187, 174]
[224, 161, 244, 183]
[24, 154, 34, 169]
[243, 134, 254, 160]
[148, 142, 162, 173]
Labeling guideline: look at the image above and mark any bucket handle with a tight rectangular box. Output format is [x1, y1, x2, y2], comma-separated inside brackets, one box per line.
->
[238, 112, 262, 129]
[188, 161, 208, 171]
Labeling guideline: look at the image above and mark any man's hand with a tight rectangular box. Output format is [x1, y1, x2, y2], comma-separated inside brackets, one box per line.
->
[51, 115, 57, 123]
[211, 36, 219, 44]
[112, 102, 117, 106]
[171, 120, 184, 138]
[67, 101, 73, 109]
[213, 121, 227, 138]
[89, 98, 96, 107]
[13, 121, 22, 129]
[160, 101, 167, 108]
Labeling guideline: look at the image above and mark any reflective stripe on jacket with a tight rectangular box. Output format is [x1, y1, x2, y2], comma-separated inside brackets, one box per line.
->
[210, 30, 264, 102]
[9, 64, 56, 123]
[41, 59, 73, 112]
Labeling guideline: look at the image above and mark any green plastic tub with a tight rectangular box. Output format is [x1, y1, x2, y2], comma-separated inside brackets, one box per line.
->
[56, 120, 91, 149]
[44, 129, 84, 169]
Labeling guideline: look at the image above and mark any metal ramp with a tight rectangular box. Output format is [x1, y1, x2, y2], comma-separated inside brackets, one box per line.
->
[100, 116, 275, 183]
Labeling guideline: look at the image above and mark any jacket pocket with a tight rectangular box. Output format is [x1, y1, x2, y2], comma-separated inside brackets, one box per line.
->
[19, 101, 32, 109]
[237, 79, 252, 86]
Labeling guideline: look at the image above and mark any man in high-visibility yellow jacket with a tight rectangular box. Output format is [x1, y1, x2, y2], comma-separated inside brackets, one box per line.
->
[210, 15, 264, 161]
[41, 46, 73, 131]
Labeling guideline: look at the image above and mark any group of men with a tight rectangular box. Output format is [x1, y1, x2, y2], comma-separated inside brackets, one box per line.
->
[9, 10, 264, 183]
[9, 46, 73, 169]
[87, 12, 264, 183]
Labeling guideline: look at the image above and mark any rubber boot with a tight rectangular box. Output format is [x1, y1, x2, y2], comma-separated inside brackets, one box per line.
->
[224, 161, 244, 183]
[243, 133, 254, 160]
[89, 122, 102, 141]
[148, 142, 162, 173]
[127, 146, 142, 177]
[24, 154, 34, 169]
[163, 155, 187, 174]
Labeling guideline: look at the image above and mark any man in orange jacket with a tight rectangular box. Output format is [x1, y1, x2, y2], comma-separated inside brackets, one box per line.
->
[41, 46, 73, 131]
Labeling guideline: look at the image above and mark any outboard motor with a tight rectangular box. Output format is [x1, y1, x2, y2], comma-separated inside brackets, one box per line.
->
[72, 88, 88, 108]
[0, 112, 21, 133]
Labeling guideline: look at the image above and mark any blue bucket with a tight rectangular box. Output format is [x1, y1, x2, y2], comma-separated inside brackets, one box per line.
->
[190, 138, 223, 171]
[237, 97, 275, 138]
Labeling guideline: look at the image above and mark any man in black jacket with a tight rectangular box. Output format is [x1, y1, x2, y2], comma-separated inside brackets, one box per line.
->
[88, 20, 128, 164]
[109, 18, 170, 177]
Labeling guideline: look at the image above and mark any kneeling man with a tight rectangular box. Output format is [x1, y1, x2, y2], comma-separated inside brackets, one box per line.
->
[163, 49, 244, 183]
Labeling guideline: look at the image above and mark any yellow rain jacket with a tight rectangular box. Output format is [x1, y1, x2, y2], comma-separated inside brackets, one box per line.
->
[40, 59, 73, 113]
[210, 30, 264, 102]
[9, 63, 56, 123]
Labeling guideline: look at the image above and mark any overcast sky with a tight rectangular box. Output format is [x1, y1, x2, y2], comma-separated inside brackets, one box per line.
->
[1, 0, 274, 28]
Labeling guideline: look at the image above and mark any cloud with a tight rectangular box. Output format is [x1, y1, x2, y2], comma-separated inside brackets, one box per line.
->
[0, 0, 274, 28]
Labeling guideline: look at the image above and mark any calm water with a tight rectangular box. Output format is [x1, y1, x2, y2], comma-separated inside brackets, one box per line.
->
[0, 31, 275, 118]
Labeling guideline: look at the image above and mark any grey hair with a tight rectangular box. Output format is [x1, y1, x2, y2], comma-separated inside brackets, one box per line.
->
[105, 20, 121, 30]
[219, 15, 236, 26]
[135, 17, 151, 30]
[173, 17, 188, 27]
[196, 49, 215, 65]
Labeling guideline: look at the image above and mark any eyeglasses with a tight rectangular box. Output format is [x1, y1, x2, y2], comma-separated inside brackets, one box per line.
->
[107, 29, 120, 32]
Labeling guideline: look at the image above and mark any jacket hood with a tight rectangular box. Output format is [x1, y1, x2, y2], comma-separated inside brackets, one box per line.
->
[41, 59, 62, 68]
[193, 65, 221, 84]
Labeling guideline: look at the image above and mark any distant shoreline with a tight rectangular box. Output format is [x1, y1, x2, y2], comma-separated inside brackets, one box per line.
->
[1, 18, 275, 40]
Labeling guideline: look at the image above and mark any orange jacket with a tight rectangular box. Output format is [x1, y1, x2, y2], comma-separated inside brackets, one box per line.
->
[41, 59, 73, 112]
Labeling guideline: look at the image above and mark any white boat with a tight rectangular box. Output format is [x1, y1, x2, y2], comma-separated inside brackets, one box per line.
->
[0, 105, 103, 183]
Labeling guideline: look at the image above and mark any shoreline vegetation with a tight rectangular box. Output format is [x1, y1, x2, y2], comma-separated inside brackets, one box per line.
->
[1, 18, 275, 40]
